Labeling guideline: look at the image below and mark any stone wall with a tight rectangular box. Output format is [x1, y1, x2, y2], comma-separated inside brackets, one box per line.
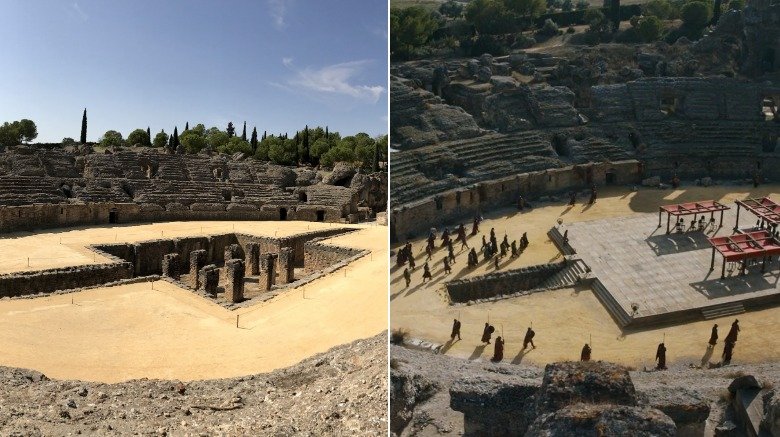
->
[445, 263, 565, 303]
[0, 263, 133, 297]
[391, 160, 640, 240]
[303, 239, 364, 274]
[0, 203, 355, 234]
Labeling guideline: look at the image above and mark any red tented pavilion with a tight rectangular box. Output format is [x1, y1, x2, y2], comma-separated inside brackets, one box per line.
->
[733, 197, 780, 231]
[658, 200, 730, 234]
[708, 230, 780, 278]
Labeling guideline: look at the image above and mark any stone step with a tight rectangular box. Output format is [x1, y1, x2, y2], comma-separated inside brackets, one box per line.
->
[591, 278, 632, 328]
[701, 302, 745, 320]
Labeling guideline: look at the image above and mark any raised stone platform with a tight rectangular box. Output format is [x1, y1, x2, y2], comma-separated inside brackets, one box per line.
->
[557, 208, 780, 329]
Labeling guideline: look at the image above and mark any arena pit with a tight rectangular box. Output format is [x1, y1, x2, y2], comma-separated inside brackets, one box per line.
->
[0, 221, 387, 382]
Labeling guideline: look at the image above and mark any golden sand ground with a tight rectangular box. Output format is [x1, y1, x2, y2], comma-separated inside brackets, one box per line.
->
[391, 185, 780, 368]
[0, 221, 387, 383]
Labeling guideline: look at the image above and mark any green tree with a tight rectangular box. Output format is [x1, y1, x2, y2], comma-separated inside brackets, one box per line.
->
[300, 125, 310, 164]
[505, 0, 547, 18]
[80, 108, 87, 144]
[390, 7, 440, 57]
[320, 144, 356, 168]
[465, 0, 519, 34]
[226, 122, 235, 137]
[681, 1, 711, 30]
[146, 127, 151, 145]
[250, 127, 258, 152]
[439, 0, 464, 17]
[575, 0, 589, 10]
[206, 127, 230, 149]
[180, 130, 207, 154]
[172, 126, 180, 148]
[636, 15, 665, 41]
[0, 122, 20, 148]
[99, 130, 124, 148]
[643, 0, 674, 19]
[310, 137, 330, 164]
[255, 135, 281, 161]
[127, 128, 150, 146]
[152, 130, 168, 148]
[586, 9, 611, 33]
[729, 0, 744, 10]
[62, 137, 77, 147]
[561, 0, 574, 11]
[17, 119, 37, 143]
[241, 121, 247, 141]
[268, 138, 298, 165]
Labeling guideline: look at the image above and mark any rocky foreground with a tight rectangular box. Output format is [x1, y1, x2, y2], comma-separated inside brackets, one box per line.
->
[391, 344, 780, 436]
[0, 333, 387, 436]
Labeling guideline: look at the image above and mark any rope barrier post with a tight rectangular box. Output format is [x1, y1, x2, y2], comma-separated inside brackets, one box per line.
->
[27, 257, 29, 268]
[236, 314, 239, 328]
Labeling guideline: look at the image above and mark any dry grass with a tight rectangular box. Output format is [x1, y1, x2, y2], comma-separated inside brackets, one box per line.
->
[391, 328, 411, 345]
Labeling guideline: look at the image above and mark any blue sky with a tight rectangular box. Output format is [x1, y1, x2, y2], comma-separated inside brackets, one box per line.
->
[0, 0, 388, 142]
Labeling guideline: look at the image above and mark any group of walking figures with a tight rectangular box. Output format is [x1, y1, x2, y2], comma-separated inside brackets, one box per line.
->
[449, 319, 539, 363]
[655, 319, 740, 370]
[447, 318, 741, 367]
[397, 215, 531, 288]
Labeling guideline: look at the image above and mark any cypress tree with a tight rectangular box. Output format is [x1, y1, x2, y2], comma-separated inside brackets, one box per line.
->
[301, 125, 310, 164]
[80, 108, 87, 144]
[325, 126, 329, 142]
[227, 122, 235, 138]
[250, 127, 258, 152]
[173, 126, 179, 148]
[372, 142, 380, 172]
[262, 130, 267, 141]
[146, 127, 151, 145]
[241, 121, 247, 141]
[185, 122, 189, 131]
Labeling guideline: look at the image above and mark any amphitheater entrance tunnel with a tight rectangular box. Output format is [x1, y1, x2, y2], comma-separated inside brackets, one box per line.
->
[605, 169, 617, 185]
[279, 208, 287, 221]
[109, 209, 118, 224]
[316, 210, 325, 222]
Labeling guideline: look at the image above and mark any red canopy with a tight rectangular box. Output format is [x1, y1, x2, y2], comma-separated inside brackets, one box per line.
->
[708, 230, 780, 262]
[660, 200, 730, 216]
[736, 197, 780, 226]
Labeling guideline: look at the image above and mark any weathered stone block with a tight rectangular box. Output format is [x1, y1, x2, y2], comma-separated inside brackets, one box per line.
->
[278, 247, 295, 284]
[224, 243, 241, 262]
[198, 264, 219, 297]
[224, 259, 245, 303]
[189, 249, 207, 288]
[245, 242, 260, 276]
[161, 253, 180, 279]
[259, 253, 276, 291]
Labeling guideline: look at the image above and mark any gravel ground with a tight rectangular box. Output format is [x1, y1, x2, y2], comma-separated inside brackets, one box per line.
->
[0, 333, 388, 436]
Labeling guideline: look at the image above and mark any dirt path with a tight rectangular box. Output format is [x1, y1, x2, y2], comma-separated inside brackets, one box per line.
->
[0, 222, 388, 383]
[391, 184, 780, 368]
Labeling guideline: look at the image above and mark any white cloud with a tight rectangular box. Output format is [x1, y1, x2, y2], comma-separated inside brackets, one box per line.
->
[71, 2, 88, 21]
[268, 0, 291, 30]
[280, 59, 385, 104]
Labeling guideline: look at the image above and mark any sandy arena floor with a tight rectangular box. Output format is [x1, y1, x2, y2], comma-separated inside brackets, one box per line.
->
[390, 184, 780, 368]
[0, 221, 388, 383]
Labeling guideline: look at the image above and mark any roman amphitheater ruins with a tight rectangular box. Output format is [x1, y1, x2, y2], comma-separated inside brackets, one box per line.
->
[391, 2, 780, 435]
[0, 145, 388, 383]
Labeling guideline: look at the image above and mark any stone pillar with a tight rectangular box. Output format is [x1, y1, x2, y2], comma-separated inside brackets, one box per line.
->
[189, 249, 207, 289]
[259, 253, 276, 291]
[162, 253, 180, 279]
[199, 264, 219, 297]
[224, 244, 241, 263]
[225, 259, 245, 303]
[245, 242, 260, 276]
[278, 247, 295, 284]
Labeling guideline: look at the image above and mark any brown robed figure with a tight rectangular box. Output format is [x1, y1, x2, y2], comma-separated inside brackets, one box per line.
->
[655, 343, 667, 370]
[725, 319, 740, 344]
[492, 336, 504, 362]
[522, 327, 535, 350]
[708, 324, 718, 346]
[580, 344, 592, 361]
[451, 319, 461, 341]
[481, 323, 494, 344]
